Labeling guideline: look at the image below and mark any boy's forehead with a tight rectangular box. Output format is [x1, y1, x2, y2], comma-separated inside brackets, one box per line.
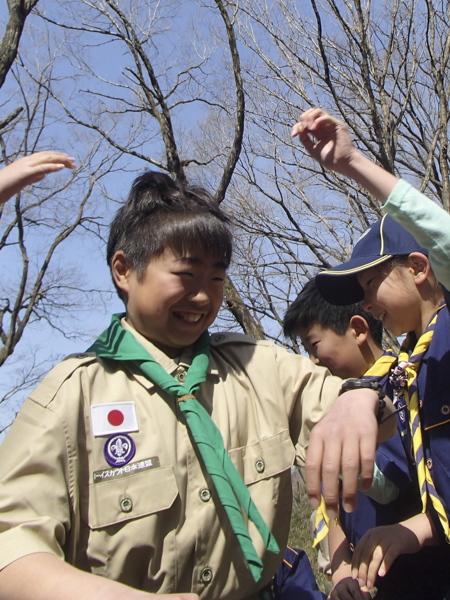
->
[172, 252, 227, 269]
[297, 321, 324, 341]
[356, 265, 380, 283]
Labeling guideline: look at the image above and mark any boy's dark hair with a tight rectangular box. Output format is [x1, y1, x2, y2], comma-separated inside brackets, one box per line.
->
[283, 278, 383, 346]
[107, 170, 233, 299]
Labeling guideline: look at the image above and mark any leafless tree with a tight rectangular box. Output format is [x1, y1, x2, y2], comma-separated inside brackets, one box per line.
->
[221, 0, 450, 345]
[0, 21, 123, 413]
[38, 0, 264, 337]
[25, 0, 450, 354]
[0, 0, 40, 133]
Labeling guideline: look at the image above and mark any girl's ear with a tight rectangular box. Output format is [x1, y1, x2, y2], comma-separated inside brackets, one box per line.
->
[408, 252, 430, 285]
[111, 251, 132, 295]
[349, 315, 369, 347]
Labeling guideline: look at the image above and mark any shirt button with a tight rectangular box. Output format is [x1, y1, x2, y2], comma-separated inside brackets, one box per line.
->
[441, 404, 450, 416]
[200, 567, 213, 584]
[120, 497, 133, 513]
[255, 459, 265, 473]
[199, 488, 212, 502]
[214, 334, 225, 342]
[176, 371, 186, 383]
[427, 458, 433, 470]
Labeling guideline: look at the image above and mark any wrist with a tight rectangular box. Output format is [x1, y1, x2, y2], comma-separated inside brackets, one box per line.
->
[339, 379, 385, 424]
[403, 513, 439, 548]
[343, 150, 398, 201]
[331, 562, 352, 585]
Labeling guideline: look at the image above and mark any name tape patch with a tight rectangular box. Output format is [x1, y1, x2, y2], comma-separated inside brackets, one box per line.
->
[93, 456, 161, 483]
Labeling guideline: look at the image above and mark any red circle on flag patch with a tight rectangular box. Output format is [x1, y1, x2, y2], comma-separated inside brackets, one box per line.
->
[108, 409, 124, 427]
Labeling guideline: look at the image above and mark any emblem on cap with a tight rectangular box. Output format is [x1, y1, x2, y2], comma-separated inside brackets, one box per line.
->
[104, 433, 136, 467]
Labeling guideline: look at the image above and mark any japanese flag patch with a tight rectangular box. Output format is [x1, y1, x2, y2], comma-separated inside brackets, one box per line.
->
[91, 402, 138, 437]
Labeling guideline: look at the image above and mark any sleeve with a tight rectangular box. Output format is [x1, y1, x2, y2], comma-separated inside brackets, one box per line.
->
[0, 380, 79, 570]
[274, 347, 343, 469]
[384, 179, 450, 290]
[359, 463, 399, 504]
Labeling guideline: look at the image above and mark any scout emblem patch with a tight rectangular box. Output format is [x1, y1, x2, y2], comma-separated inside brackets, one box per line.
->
[91, 402, 138, 436]
[104, 433, 136, 467]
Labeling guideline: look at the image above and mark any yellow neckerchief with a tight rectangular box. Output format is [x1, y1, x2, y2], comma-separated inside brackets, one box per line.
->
[397, 303, 449, 541]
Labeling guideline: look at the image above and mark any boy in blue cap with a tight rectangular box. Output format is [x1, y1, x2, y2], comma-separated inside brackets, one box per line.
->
[293, 108, 450, 596]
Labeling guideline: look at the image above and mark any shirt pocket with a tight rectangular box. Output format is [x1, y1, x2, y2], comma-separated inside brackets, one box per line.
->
[228, 429, 294, 485]
[80, 464, 179, 529]
[78, 465, 180, 582]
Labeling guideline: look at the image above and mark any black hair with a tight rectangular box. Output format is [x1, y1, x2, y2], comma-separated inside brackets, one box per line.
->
[283, 277, 383, 346]
[107, 170, 233, 299]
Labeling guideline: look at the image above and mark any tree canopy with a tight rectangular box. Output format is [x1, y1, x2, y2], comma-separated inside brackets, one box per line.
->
[0, 0, 449, 419]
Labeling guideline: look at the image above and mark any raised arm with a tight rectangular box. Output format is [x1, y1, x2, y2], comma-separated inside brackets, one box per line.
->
[0, 151, 76, 204]
[291, 108, 398, 202]
[293, 109, 450, 290]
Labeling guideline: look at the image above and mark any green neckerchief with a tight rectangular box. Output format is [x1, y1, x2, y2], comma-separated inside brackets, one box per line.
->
[87, 314, 279, 583]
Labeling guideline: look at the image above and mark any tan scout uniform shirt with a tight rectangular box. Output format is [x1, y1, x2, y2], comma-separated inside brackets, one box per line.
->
[0, 321, 342, 600]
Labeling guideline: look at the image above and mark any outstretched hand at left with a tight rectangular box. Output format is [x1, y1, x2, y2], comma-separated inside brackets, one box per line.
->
[0, 151, 76, 204]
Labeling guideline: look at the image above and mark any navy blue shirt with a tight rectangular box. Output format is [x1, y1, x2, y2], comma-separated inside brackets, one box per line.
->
[339, 324, 450, 600]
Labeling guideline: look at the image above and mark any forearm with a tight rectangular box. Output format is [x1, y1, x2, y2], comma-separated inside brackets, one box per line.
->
[340, 151, 399, 203]
[400, 512, 439, 549]
[329, 520, 353, 584]
[0, 553, 194, 600]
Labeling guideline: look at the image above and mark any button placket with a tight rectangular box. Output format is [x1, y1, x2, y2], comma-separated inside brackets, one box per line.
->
[200, 567, 213, 584]
[255, 459, 265, 473]
[199, 488, 212, 502]
[120, 497, 133, 513]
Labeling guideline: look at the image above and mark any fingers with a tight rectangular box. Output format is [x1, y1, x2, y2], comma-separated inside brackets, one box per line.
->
[23, 151, 76, 172]
[305, 416, 345, 519]
[329, 577, 371, 600]
[320, 433, 342, 519]
[0, 151, 76, 204]
[339, 432, 361, 514]
[304, 426, 324, 510]
[291, 107, 339, 139]
[352, 529, 388, 590]
[358, 420, 378, 492]
[307, 389, 378, 518]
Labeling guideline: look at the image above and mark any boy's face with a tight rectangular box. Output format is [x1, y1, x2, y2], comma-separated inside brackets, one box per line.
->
[116, 247, 226, 357]
[298, 322, 368, 379]
[357, 263, 420, 336]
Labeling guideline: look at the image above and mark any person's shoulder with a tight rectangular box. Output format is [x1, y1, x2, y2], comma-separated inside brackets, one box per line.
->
[29, 352, 101, 408]
[210, 331, 275, 348]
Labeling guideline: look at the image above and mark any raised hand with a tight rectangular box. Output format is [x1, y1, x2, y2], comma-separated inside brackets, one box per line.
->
[0, 151, 76, 204]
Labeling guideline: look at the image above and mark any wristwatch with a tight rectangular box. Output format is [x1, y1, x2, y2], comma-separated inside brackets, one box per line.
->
[339, 378, 386, 424]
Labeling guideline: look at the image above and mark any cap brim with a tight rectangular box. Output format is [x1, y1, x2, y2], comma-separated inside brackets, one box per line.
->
[315, 254, 392, 305]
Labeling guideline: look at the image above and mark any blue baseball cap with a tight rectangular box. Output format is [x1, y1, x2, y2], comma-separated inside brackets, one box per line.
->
[315, 214, 429, 305]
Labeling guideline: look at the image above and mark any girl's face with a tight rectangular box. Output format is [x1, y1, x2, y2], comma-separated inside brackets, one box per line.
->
[357, 262, 421, 337]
